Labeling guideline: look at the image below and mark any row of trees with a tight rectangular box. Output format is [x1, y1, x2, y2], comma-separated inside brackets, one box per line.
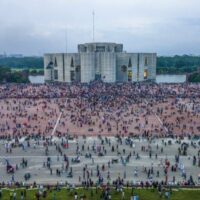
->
[0, 57, 43, 69]
[156, 66, 197, 74]
[157, 55, 200, 74]
[188, 73, 200, 83]
[0, 67, 29, 83]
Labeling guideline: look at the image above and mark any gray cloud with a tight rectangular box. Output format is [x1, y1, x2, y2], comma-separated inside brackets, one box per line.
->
[0, 0, 200, 56]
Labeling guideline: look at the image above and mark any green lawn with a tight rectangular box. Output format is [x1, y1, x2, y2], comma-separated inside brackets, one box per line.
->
[1, 188, 200, 200]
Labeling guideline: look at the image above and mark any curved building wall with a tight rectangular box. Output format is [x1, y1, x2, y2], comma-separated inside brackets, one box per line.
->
[128, 54, 138, 82]
[101, 53, 116, 82]
[116, 53, 128, 82]
[80, 53, 95, 83]
[147, 53, 156, 80]
[64, 54, 72, 83]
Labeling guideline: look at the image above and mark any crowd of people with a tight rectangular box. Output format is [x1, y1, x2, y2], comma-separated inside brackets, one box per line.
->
[0, 82, 200, 138]
[0, 134, 200, 200]
[0, 81, 200, 197]
[0, 82, 200, 99]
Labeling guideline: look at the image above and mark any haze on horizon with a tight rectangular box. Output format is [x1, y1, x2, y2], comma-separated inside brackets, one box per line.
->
[0, 0, 200, 56]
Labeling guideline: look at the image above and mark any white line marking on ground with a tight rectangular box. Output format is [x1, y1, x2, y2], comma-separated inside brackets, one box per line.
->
[51, 112, 62, 136]
[144, 100, 169, 133]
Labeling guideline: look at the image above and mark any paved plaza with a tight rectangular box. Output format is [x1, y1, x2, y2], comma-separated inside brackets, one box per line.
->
[0, 136, 200, 185]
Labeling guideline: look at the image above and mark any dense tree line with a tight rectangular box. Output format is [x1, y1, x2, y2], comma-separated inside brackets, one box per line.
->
[188, 73, 200, 83]
[0, 67, 29, 83]
[0, 57, 43, 69]
[157, 55, 200, 74]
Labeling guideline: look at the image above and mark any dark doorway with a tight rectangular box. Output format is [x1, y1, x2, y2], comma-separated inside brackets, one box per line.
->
[70, 71, 75, 82]
[75, 65, 81, 82]
[95, 74, 101, 81]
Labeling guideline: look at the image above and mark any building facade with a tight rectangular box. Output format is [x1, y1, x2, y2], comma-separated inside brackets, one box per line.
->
[44, 42, 156, 83]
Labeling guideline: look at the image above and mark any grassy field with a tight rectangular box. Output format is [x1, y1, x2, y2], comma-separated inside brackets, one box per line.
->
[0, 188, 200, 200]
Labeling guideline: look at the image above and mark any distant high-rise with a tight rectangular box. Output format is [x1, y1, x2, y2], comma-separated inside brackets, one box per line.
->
[44, 42, 156, 83]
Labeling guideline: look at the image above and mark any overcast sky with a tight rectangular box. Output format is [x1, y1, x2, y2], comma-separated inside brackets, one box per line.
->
[0, 0, 200, 56]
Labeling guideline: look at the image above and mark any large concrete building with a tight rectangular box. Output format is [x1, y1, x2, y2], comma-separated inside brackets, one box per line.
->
[44, 42, 156, 83]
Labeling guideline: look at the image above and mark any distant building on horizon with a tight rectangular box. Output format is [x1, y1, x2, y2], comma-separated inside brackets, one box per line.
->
[9, 54, 23, 58]
[0, 52, 7, 59]
[44, 42, 156, 83]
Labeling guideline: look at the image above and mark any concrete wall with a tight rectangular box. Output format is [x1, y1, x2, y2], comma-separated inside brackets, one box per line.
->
[52, 54, 64, 82]
[116, 53, 129, 82]
[138, 53, 156, 81]
[78, 42, 123, 53]
[137, 54, 144, 82]
[148, 53, 157, 81]
[115, 53, 156, 82]
[80, 53, 95, 83]
[64, 53, 80, 83]
[125, 53, 138, 82]
[44, 54, 53, 81]
[44, 47, 156, 83]
[100, 53, 116, 82]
